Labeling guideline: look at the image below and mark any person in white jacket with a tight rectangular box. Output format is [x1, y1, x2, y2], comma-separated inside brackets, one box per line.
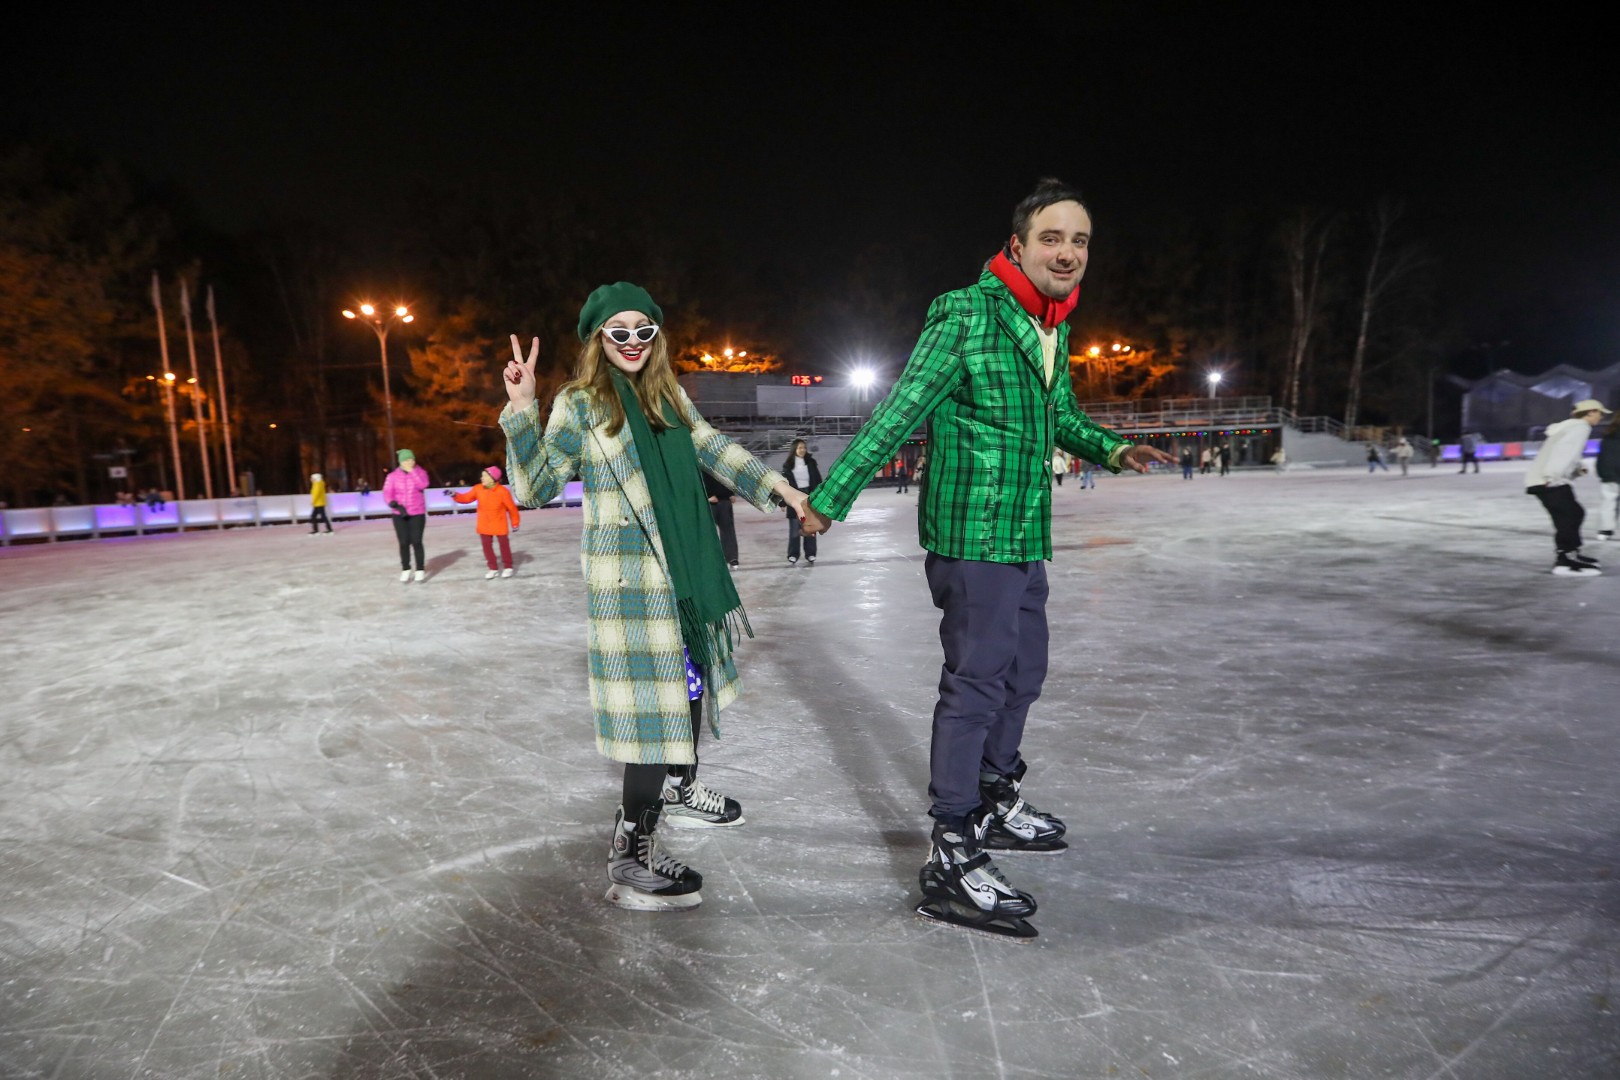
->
[1525, 399, 1611, 576]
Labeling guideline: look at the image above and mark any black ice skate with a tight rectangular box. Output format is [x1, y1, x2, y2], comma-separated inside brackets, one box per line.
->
[978, 762, 1068, 853]
[660, 771, 744, 829]
[604, 805, 703, 911]
[915, 814, 1038, 940]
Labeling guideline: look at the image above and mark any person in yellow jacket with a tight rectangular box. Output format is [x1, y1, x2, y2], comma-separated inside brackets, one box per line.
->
[307, 473, 332, 534]
[450, 466, 521, 578]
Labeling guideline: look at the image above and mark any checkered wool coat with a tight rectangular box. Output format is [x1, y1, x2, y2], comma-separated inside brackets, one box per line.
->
[500, 386, 785, 765]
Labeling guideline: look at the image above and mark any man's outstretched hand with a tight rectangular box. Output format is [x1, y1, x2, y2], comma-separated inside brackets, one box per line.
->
[1119, 445, 1176, 473]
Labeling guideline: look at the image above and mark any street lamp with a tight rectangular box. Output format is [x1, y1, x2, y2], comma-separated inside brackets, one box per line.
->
[1207, 371, 1223, 401]
[342, 302, 416, 461]
[146, 372, 184, 497]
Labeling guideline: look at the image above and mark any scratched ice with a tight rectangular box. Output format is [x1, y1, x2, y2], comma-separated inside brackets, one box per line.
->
[1, 463, 1616, 1079]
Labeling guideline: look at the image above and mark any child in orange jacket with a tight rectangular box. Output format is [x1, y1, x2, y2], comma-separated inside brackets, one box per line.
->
[451, 466, 522, 578]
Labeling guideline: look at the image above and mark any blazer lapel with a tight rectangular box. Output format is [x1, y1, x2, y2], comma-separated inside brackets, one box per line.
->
[995, 299, 1051, 390]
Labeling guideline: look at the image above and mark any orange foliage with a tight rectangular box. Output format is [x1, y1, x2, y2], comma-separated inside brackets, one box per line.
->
[674, 344, 784, 375]
[1068, 345, 1178, 401]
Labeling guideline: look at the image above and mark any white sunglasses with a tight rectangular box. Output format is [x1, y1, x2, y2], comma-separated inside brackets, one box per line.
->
[601, 324, 660, 346]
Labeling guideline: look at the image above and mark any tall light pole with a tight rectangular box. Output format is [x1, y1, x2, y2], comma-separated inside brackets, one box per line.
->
[342, 302, 415, 461]
[205, 286, 238, 495]
[1207, 371, 1223, 401]
[150, 274, 186, 499]
[179, 281, 213, 498]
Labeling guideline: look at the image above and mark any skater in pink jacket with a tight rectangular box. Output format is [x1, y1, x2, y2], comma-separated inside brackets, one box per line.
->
[382, 448, 431, 582]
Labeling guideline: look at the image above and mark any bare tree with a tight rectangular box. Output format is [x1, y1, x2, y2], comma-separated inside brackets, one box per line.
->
[1282, 210, 1333, 417]
[1343, 200, 1427, 432]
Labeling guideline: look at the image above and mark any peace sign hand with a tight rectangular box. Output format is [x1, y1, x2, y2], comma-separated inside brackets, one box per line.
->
[505, 335, 540, 410]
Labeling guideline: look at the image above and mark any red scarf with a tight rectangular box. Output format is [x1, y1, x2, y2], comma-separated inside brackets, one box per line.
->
[988, 248, 1080, 329]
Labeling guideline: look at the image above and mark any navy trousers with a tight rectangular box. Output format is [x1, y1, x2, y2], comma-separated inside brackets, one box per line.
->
[924, 554, 1049, 827]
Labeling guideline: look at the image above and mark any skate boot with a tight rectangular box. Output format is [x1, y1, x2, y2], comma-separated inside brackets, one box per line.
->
[660, 770, 744, 828]
[604, 805, 703, 911]
[979, 762, 1068, 853]
[915, 811, 1038, 940]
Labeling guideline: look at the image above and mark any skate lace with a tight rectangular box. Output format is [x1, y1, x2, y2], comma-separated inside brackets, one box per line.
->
[683, 779, 728, 815]
[639, 834, 690, 879]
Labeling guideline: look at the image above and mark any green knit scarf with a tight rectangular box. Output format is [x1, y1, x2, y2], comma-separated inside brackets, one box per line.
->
[610, 370, 751, 669]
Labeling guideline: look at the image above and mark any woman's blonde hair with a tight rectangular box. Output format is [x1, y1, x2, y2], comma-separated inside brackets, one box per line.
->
[565, 328, 687, 436]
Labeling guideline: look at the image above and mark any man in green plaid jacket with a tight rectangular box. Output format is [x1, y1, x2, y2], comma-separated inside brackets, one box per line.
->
[803, 179, 1171, 937]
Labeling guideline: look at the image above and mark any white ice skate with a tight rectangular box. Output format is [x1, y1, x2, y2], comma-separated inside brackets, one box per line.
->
[660, 772, 744, 829]
[604, 806, 703, 911]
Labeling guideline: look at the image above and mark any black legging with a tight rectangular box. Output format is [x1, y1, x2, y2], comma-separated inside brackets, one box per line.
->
[622, 693, 703, 828]
[309, 506, 331, 533]
[392, 513, 425, 570]
[1529, 484, 1585, 553]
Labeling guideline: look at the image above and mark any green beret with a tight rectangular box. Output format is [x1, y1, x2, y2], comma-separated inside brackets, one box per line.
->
[577, 282, 664, 343]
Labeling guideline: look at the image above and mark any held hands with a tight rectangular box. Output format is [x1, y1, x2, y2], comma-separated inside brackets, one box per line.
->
[800, 503, 832, 537]
[773, 481, 832, 536]
[505, 335, 539, 410]
[1120, 445, 1176, 474]
[774, 482, 810, 521]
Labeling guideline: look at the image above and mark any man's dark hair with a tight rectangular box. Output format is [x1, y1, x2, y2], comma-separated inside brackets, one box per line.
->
[1011, 177, 1089, 243]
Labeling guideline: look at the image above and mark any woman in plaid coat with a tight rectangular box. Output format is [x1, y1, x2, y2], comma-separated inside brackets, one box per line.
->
[501, 282, 807, 912]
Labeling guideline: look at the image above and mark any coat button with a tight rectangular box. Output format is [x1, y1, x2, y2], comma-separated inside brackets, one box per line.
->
[620, 516, 630, 526]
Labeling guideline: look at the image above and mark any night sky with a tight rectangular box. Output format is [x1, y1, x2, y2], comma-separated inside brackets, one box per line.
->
[7, 7, 1615, 371]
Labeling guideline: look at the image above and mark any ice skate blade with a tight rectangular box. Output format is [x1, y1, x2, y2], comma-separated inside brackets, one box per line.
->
[914, 899, 1038, 941]
[662, 812, 746, 829]
[982, 837, 1069, 854]
[604, 884, 702, 911]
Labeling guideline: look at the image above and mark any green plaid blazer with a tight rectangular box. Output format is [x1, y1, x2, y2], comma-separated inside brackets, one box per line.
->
[812, 269, 1128, 563]
[501, 387, 785, 765]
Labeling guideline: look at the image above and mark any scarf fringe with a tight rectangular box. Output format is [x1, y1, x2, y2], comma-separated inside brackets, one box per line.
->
[677, 597, 754, 672]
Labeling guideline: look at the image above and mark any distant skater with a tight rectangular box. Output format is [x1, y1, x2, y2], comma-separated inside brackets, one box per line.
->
[894, 459, 910, 494]
[1525, 399, 1609, 576]
[1199, 446, 1212, 475]
[704, 471, 739, 569]
[1367, 444, 1389, 473]
[383, 449, 431, 582]
[1180, 447, 1195, 480]
[782, 439, 822, 565]
[1598, 412, 1620, 542]
[1079, 459, 1096, 489]
[501, 282, 808, 912]
[451, 466, 521, 579]
[1051, 450, 1066, 486]
[1459, 431, 1481, 473]
[1394, 437, 1413, 476]
[308, 472, 333, 534]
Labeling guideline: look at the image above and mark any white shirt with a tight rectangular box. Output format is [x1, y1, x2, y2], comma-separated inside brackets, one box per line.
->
[790, 459, 811, 488]
[1525, 418, 1593, 488]
[1030, 317, 1058, 386]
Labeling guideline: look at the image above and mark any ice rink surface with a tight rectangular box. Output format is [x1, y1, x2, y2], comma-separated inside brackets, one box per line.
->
[1, 462, 1616, 1079]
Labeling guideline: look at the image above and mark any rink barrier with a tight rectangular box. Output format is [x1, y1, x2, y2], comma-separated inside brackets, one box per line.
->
[0, 482, 584, 545]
